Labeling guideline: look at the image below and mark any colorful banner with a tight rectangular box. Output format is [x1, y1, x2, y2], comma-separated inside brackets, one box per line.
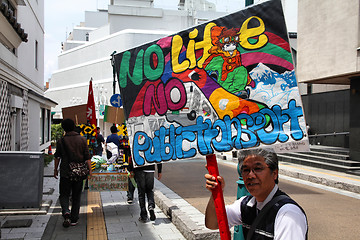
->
[114, 0, 309, 167]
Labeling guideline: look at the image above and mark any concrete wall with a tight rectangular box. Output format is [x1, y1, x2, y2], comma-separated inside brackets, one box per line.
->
[297, 0, 360, 83]
[51, 58, 111, 89]
[85, 10, 108, 28]
[90, 24, 110, 41]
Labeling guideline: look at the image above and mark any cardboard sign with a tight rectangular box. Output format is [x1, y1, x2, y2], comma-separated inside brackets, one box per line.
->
[104, 105, 125, 124]
[62, 104, 87, 125]
[88, 173, 128, 191]
[114, 0, 309, 167]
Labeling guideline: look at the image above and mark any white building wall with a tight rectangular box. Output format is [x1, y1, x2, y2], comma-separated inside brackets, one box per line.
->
[27, 97, 41, 151]
[0, 0, 56, 151]
[57, 30, 172, 70]
[16, 0, 45, 91]
[297, 0, 360, 83]
[90, 24, 111, 41]
[108, 6, 193, 33]
[85, 10, 109, 28]
[46, 30, 171, 118]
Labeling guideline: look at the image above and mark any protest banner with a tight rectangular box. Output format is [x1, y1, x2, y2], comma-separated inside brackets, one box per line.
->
[62, 104, 87, 125]
[88, 173, 128, 191]
[114, 0, 309, 168]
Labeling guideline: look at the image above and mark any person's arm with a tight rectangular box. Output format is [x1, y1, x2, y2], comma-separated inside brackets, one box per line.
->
[157, 163, 162, 180]
[86, 159, 92, 177]
[82, 138, 92, 177]
[204, 173, 225, 229]
[53, 140, 62, 179]
[54, 157, 60, 179]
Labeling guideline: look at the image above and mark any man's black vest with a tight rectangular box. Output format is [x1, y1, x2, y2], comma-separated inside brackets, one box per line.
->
[241, 189, 307, 239]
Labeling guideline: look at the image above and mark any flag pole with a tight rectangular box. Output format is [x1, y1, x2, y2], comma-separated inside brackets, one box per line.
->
[206, 154, 231, 240]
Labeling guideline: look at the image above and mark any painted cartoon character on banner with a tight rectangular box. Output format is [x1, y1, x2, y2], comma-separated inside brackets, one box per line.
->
[203, 26, 255, 99]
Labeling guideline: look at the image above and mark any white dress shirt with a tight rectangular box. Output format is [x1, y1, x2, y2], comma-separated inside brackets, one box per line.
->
[226, 185, 307, 240]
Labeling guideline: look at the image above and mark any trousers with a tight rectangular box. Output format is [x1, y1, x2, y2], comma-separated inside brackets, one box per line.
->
[59, 177, 83, 221]
[134, 171, 155, 218]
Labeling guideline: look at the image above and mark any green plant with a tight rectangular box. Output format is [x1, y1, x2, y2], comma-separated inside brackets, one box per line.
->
[51, 123, 63, 145]
[44, 154, 54, 167]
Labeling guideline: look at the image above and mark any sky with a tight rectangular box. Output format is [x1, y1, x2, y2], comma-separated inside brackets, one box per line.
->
[44, 0, 296, 83]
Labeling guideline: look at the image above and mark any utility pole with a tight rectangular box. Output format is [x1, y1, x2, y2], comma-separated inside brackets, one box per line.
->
[110, 51, 117, 95]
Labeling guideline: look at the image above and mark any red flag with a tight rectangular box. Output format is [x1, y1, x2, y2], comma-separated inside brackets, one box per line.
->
[86, 79, 97, 127]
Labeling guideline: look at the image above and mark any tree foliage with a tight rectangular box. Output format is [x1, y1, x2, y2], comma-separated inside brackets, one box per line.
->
[51, 123, 63, 145]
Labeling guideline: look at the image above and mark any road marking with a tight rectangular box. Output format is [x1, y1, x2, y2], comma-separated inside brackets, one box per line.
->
[87, 191, 107, 240]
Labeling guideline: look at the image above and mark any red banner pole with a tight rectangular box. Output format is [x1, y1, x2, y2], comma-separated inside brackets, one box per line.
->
[206, 154, 231, 240]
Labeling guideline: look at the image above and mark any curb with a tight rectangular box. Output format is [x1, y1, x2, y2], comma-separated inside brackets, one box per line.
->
[0, 199, 52, 216]
[279, 169, 360, 194]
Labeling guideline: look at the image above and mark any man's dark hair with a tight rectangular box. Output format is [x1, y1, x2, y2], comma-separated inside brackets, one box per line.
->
[97, 127, 100, 130]
[110, 125, 118, 133]
[61, 118, 75, 132]
[238, 148, 279, 184]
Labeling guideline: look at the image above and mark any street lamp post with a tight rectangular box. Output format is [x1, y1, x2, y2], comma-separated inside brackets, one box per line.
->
[110, 51, 117, 95]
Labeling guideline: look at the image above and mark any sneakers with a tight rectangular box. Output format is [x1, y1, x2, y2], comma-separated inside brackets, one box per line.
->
[138, 216, 148, 223]
[149, 210, 156, 221]
[63, 213, 71, 228]
[127, 198, 133, 204]
[70, 220, 78, 226]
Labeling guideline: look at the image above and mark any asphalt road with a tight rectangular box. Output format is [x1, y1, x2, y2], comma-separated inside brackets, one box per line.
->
[159, 158, 360, 240]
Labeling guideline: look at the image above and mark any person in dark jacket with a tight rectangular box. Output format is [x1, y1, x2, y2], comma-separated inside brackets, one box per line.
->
[106, 125, 121, 148]
[95, 127, 105, 156]
[204, 148, 308, 239]
[54, 119, 92, 228]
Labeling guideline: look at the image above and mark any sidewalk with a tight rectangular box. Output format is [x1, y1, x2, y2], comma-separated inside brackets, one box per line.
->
[1, 153, 360, 240]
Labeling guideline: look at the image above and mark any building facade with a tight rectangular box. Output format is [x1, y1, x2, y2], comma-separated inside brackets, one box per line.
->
[297, 0, 360, 160]
[0, 0, 56, 151]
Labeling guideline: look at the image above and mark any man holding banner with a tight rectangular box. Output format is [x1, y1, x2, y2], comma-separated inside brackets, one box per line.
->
[204, 148, 308, 239]
[112, 0, 310, 237]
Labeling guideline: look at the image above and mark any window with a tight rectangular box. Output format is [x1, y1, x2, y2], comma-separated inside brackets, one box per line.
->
[39, 108, 50, 144]
[35, 40, 38, 69]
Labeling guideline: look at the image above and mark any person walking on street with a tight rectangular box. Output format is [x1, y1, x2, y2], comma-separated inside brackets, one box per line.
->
[54, 119, 92, 228]
[134, 163, 162, 222]
[95, 127, 105, 156]
[204, 148, 308, 239]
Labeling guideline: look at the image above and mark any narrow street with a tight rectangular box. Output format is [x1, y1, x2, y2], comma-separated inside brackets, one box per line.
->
[159, 159, 360, 240]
